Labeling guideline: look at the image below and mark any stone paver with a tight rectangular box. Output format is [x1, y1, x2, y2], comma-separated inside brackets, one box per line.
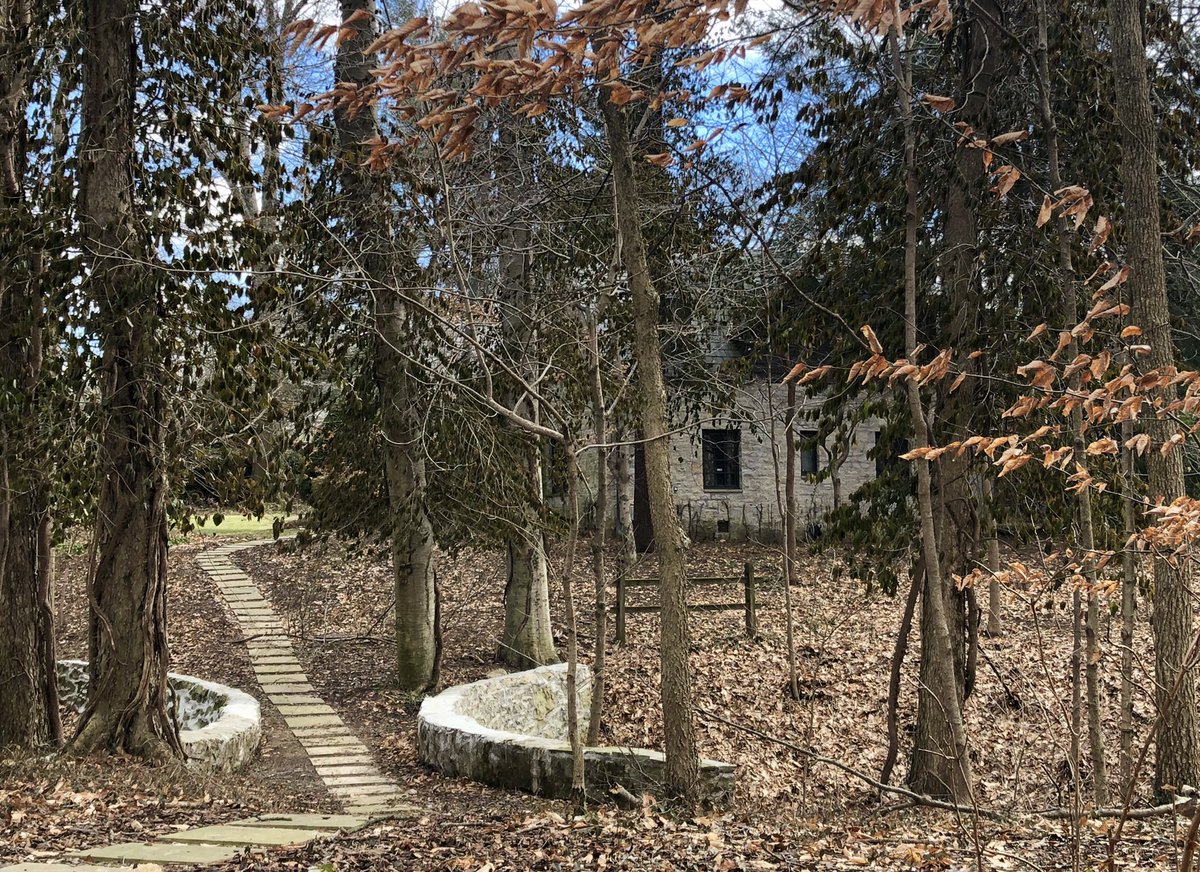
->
[328, 783, 404, 796]
[343, 804, 420, 816]
[269, 694, 325, 705]
[261, 683, 316, 694]
[258, 672, 311, 684]
[307, 749, 373, 761]
[167, 824, 320, 847]
[231, 813, 368, 831]
[68, 841, 242, 865]
[310, 755, 377, 767]
[314, 764, 381, 776]
[277, 704, 336, 716]
[285, 715, 343, 728]
[201, 539, 413, 819]
[292, 723, 350, 736]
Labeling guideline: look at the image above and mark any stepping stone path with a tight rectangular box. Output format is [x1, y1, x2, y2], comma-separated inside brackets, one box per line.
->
[1, 814, 375, 870]
[1, 542, 420, 870]
[196, 539, 419, 820]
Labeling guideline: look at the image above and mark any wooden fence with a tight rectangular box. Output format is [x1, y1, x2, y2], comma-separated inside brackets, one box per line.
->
[613, 561, 758, 644]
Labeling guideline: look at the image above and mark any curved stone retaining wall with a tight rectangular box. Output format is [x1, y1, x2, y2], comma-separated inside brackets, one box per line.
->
[417, 664, 735, 806]
[58, 660, 261, 773]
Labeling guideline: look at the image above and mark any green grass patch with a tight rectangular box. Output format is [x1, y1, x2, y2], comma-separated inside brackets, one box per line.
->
[178, 512, 297, 539]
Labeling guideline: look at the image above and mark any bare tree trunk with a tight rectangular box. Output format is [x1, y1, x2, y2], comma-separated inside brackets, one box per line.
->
[612, 444, 636, 567]
[0, 0, 58, 750]
[890, 22, 972, 802]
[1085, 580, 1108, 804]
[561, 448, 585, 802]
[377, 300, 439, 690]
[782, 380, 799, 699]
[910, 0, 1002, 790]
[587, 294, 608, 746]
[882, 563, 922, 787]
[1110, 0, 1198, 794]
[73, 0, 178, 759]
[829, 438, 845, 511]
[1071, 588, 1083, 800]
[1120, 419, 1137, 791]
[599, 89, 699, 802]
[495, 99, 557, 670]
[1032, 0, 1107, 805]
[499, 522, 558, 667]
[334, 0, 438, 691]
[982, 478, 1002, 636]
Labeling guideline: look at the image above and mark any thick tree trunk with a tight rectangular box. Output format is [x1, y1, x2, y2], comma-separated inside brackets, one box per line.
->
[335, 0, 438, 690]
[1110, 0, 1199, 794]
[890, 23, 972, 802]
[377, 297, 440, 690]
[73, 0, 177, 759]
[911, 0, 1000, 796]
[600, 90, 699, 802]
[495, 100, 557, 670]
[0, 0, 58, 750]
[499, 534, 558, 668]
[921, 0, 1003, 712]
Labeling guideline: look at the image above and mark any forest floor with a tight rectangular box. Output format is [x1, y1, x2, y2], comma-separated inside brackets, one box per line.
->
[0, 532, 1191, 870]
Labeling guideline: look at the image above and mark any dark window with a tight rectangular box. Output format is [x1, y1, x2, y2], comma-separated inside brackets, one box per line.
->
[702, 429, 741, 490]
[798, 431, 819, 476]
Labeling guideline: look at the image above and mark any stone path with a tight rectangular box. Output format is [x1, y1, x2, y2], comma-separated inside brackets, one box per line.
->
[197, 539, 417, 819]
[0, 540, 421, 870]
[1, 813, 375, 870]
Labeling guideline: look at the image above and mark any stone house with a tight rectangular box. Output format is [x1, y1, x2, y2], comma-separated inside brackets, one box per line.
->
[605, 334, 891, 546]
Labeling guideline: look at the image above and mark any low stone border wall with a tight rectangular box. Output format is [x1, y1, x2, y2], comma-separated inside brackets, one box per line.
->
[417, 664, 735, 806]
[58, 660, 261, 773]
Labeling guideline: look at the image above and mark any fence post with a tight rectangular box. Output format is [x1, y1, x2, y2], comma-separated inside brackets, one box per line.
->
[616, 571, 626, 645]
[743, 560, 757, 637]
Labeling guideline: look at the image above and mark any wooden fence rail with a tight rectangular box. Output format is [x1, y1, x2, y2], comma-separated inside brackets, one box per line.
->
[613, 561, 757, 644]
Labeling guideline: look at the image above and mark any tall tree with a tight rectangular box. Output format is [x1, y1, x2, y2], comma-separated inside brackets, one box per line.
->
[334, 0, 440, 691]
[599, 90, 700, 800]
[1110, 0, 1199, 794]
[0, 0, 59, 750]
[74, 0, 178, 757]
[494, 103, 558, 669]
[908, 0, 1002, 798]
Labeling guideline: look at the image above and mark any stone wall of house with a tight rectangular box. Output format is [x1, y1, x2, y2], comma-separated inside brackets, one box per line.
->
[609, 380, 884, 543]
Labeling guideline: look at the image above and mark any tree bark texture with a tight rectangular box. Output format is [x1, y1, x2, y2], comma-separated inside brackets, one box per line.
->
[74, 0, 178, 758]
[0, 0, 58, 750]
[600, 90, 699, 802]
[923, 0, 1003, 712]
[890, 22, 973, 802]
[335, 0, 439, 690]
[983, 477, 1002, 636]
[782, 380, 799, 699]
[911, 1, 1001, 798]
[495, 99, 557, 669]
[587, 297, 608, 745]
[611, 444, 636, 568]
[1110, 0, 1199, 794]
